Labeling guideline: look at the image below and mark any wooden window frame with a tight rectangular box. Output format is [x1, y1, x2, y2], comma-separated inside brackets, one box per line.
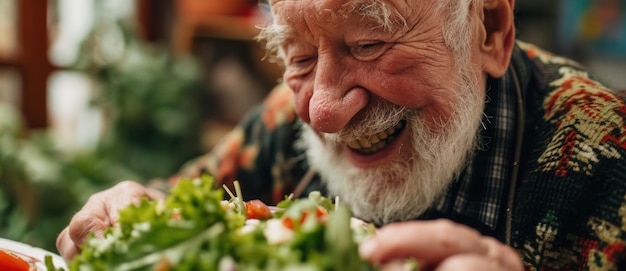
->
[0, 0, 53, 129]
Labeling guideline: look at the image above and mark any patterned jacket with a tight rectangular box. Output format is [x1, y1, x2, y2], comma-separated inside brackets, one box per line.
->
[178, 41, 626, 270]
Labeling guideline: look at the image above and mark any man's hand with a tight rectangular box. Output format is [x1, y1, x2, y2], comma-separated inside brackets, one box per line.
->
[359, 219, 523, 271]
[56, 181, 166, 260]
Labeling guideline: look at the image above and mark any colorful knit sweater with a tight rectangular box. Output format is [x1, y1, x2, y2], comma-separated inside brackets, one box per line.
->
[179, 41, 626, 270]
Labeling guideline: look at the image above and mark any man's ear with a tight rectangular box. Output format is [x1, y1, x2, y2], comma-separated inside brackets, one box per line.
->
[480, 0, 515, 78]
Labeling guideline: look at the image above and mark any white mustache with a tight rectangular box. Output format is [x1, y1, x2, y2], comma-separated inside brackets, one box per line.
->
[324, 100, 408, 144]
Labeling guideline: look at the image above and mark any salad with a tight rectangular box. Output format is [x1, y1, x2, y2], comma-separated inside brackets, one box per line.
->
[46, 175, 397, 271]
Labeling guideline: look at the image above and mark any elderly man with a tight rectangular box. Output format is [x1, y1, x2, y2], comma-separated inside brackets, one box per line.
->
[57, 0, 626, 270]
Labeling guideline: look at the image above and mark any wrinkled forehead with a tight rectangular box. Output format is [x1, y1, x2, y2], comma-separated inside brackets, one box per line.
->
[269, 0, 352, 21]
[268, 0, 414, 31]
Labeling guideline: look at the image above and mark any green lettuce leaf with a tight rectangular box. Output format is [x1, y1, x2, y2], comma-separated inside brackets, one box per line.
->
[53, 175, 381, 271]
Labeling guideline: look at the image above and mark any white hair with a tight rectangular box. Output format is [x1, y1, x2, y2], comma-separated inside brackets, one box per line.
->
[257, 0, 479, 58]
[346, 0, 409, 33]
[256, 0, 410, 63]
[438, 0, 479, 72]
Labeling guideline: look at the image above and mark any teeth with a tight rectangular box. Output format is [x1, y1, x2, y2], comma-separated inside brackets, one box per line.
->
[358, 138, 372, 148]
[386, 127, 395, 135]
[370, 135, 380, 144]
[378, 130, 388, 139]
[345, 120, 405, 154]
[347, 140, 361, 149]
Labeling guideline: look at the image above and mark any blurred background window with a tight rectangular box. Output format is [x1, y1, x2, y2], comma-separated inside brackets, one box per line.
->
[49, 0, 96, 67]
[48, 0, 100, 151]
[515, 0, 626, 89]
[556, 0, 626, 89]
[558, 0, 626, 58]
[0, 0, 18, 57]
[0, 68, 21, 107]
[0, 0, 19, 107]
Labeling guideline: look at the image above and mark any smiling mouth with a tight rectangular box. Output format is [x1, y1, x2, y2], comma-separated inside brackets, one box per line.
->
[345, 120, 406, 155]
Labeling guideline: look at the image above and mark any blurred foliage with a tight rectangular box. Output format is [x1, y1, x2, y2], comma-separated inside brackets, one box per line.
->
[81, 29, 207, 179]
[0, 4, 208, 252]
[0, 103, 142, 251]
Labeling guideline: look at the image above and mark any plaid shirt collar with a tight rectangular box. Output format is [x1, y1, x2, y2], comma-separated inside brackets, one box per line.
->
[428, 44, 530, 229]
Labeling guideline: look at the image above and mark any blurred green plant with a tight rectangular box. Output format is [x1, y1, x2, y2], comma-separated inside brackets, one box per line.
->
[86, 37, 207, 179]
[0, 102, 142, 251]
[0, 10, 208, 251]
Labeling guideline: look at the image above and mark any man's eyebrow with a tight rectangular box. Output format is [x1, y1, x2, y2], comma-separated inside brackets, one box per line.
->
[345, 0, 408, 34]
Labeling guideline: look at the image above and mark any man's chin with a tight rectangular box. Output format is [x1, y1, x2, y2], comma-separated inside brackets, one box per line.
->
[323, 165, 442, 224]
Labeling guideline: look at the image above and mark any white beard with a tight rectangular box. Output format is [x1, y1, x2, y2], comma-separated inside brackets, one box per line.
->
[297, 72, 484, 225]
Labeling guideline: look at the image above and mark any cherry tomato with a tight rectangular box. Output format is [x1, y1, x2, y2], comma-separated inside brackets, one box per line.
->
[0, 250, 31, 271]
[245, 200, 273, 220]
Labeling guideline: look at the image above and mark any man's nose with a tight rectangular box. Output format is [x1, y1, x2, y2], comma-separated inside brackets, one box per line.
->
[308, 51, 369, 133]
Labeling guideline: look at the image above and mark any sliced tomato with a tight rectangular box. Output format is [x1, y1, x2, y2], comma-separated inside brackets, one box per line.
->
[282, 207, 329, 230]
[245, 199, 273, 220]
[300, 207, 328, 224]
[315, 207, 328, 220]
[0, 250, 31, 271]
[171, 208, 182, 221]
[282, 216, 295, 229]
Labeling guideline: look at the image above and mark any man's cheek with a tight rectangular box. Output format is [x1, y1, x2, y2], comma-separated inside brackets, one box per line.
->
[289, 81, 314, 124]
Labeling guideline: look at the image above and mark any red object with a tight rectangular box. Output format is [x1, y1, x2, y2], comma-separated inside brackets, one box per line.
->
[0, 249, 32, 271]
[282, 207, 329, 229]
[245, 200, 273, 220]
[300, 207, 328, 224]
[176, 0, 254, 16]
[282, 217, 295, 229]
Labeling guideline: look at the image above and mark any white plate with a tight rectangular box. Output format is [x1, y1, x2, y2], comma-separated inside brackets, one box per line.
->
[0, 238, 67, 270]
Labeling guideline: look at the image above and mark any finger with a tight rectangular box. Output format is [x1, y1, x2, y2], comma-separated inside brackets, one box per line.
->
[483, 237, 524, 271]
[56, 227, 80, 261]
[64, 181, 164, 256]
[359, 219, 489, 268]
[434, 254, 501, 271]
[87, 181, 165, 226]
[67, 210, 110, 251]
[145, 186, 167, 201]
[434, 247, 523, 271]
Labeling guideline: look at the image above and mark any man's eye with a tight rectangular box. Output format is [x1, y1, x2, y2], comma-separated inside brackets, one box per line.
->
[351, 41, 386, 60]
[293, 56, 315, 65]
[286, 56, 316, 76]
